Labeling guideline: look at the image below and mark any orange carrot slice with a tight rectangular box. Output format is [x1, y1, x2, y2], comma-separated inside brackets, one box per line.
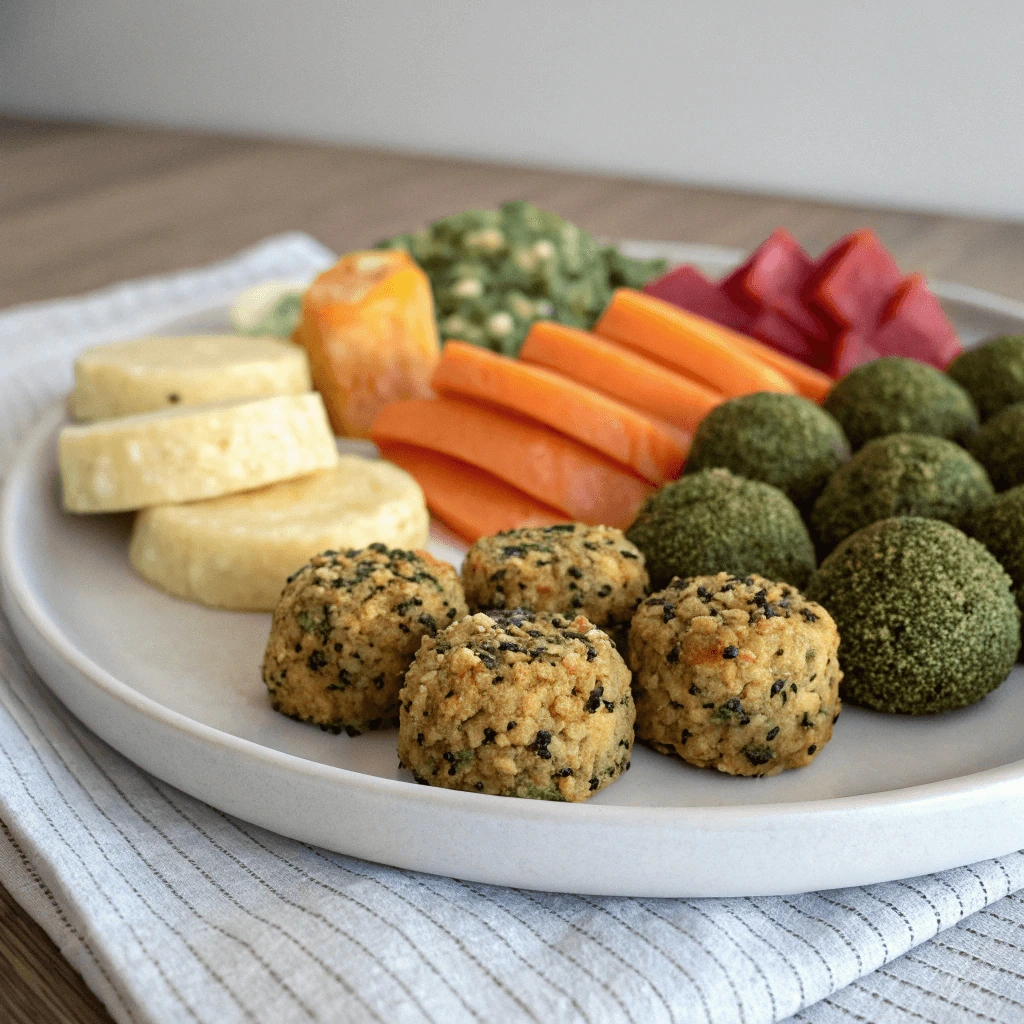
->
[520, 321, 721, 435]
[728, 334, 834, 403]
[595, 289, 795, 397]
[431, 341, 685, 485]
[378, 441, 569, 541]
[371, 397, 653, 529]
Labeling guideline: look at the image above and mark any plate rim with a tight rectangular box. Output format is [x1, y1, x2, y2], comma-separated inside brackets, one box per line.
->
[5, 244, 1024, 896]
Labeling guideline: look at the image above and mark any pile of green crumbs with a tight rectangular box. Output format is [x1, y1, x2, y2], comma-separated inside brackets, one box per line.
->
[378, 200, 667, 356]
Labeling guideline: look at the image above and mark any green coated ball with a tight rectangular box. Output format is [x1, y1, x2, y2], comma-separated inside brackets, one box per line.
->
[805, 517, 1019, 714]
[626, 468, 816, 591]
[810, 433, 993, 554]
[684, 392, 850, 513]
[948, 335, 1024, 421]
[967, 402, 1024, 492]
[964, 484, 1024, 635]
[824, 356, 979, 450]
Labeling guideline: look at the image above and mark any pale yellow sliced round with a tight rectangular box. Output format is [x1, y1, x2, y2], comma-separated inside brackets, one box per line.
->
[129, 457, 429, 610]
[70, 334, 312, 421]
[59, 393, 338, 513]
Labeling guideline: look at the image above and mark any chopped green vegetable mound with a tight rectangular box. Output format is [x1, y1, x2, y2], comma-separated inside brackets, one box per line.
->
[806, 517, 1020, 714]
[947, 335, 1024, 421]
[966, 402, 1024, 492]
[823, 356, 979, 450]
[378, 200, 667, 355]
[684, 392, 850, 514]
[625, 468, 816, 591]
[810, 433, 994, 554]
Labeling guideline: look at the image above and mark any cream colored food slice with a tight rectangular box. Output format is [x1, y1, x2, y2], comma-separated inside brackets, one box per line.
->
[60, 393, 338, 513]
[129, 457, 429, 610]
[229, 279, 306, 338]
[70, 334, 312, 421]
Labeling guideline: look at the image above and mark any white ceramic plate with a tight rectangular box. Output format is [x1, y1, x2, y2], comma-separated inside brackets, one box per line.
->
[4, 243, 1024, 898]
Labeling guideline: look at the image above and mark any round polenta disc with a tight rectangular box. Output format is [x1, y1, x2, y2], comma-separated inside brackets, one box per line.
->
[128, 456, 430, 611]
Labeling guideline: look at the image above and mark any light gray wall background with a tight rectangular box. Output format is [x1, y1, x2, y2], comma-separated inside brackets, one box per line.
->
[3, 1, 1023, 220]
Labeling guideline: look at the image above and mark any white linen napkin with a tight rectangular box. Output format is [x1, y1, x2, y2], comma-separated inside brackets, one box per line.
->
[1, 234, 1023, 1024]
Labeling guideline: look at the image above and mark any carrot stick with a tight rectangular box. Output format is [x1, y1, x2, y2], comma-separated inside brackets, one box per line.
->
[378, 441, 569, 541]
[431, 341, 685, 485]
[520, 321, 721, 435]
[595, 289, 795, 397]
[729, 334, 833, 403]
[371, 397, 654, 529]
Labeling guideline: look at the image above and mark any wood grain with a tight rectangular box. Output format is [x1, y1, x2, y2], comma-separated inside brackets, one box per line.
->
[2, 115, 1023, 1023]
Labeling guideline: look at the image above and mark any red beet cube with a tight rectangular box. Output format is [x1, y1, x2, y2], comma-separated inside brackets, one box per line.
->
[871, 273, 962, 369]
[643, 264, 752, 332]
[810, 229, 902, 333]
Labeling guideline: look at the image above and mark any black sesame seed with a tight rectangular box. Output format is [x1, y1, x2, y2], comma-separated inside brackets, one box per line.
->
[554, 767, 574, 777]
[770, 680, 785, 697]
[603, 701, 615, 712]
[667, 645, 681, 664]
[589, 777, 600, 790]
[474, 781, 484, 791]
[586, 647, 598, 662]
[688, 683, 701, 696]
[801, 609, 819, 623]
[702, 702, 715, 709]
[723, 645, 739, 659]
[567, 566, 583, 579]
[507, 721, 517, 730]
[584, 686, 605, 713]
[597, 585, 612, 597]
[620, 550, 639, 559]
[807, 744, 817, 755]
[696, 586, 712, 601]
[294, 642, 302, 653]
[483, 728, 497, 744]
[791, 683, 798, 693]
[416, 733, 424, 746]
[766, 727, 779, 741]
[680, 728, 691, 745]
[307, 650, 327, 672]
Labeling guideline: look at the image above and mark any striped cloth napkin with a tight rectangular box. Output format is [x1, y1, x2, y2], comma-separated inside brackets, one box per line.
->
[1, 234, 1023, 1024]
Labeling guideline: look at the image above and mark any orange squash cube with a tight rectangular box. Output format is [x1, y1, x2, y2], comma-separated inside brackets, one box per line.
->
[295, 250, 440, 436]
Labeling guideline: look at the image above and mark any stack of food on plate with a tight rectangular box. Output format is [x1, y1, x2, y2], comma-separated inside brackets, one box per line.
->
[61, 201, 1024, 803]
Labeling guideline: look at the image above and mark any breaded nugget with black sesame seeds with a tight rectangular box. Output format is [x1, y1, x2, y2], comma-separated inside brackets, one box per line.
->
[461, 524, 648, 648]
[262, 544, 467, 733]
[398, 609, 634, 800]
[629, 573, 841, 776]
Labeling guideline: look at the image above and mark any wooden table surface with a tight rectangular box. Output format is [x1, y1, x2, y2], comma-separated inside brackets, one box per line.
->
[2, 116, 1023, 1023]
